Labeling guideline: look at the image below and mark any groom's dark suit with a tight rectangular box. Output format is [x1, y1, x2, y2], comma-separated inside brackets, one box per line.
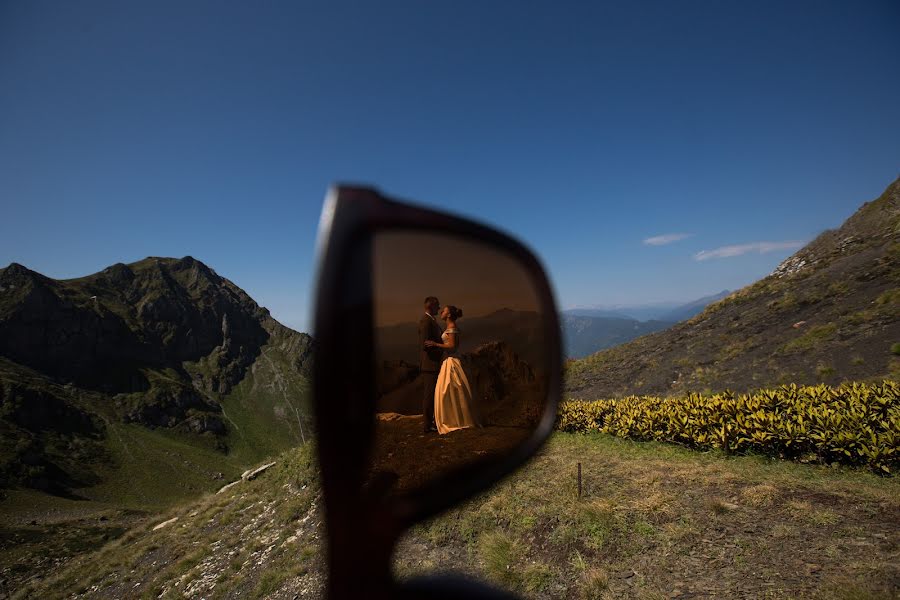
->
[418, 312, 443, 431]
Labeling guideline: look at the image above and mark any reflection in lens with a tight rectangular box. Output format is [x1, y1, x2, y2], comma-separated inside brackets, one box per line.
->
[368, 231, 550, 495]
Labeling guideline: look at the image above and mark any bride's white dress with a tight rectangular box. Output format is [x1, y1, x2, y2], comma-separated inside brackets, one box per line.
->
[434, 327, 478, 434]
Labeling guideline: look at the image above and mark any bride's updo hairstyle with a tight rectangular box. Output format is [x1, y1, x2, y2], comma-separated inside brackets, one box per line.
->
[446, 305, 463, 320]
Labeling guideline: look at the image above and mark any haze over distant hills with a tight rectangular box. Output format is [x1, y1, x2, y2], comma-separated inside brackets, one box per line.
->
[561, 315, 673, 359]
[565, 304, 677, 322]
[0, 257, 313, 506]
[565, 291, 731, 323]
[567, 177, 900, 398]
[561, 291, 731, 358]
[656, 290, 732, 323]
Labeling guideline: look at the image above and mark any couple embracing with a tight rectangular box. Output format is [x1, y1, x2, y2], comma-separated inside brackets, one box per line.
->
[418, 296, 479, 434]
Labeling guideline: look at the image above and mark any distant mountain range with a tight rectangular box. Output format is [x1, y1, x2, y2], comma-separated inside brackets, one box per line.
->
[561, 291, 730, 358]
[561, 315, 673, 359]
[376, 308, 546, 369]
[0, 257, 312, 504]
[564, 290, 730, 323]
[566, 176, 900, 398]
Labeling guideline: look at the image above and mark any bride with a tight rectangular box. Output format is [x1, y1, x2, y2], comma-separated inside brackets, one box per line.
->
[424, 305, 479, 434]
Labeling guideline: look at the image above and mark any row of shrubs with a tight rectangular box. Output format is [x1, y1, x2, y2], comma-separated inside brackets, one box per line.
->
[557, 381, 899, 474]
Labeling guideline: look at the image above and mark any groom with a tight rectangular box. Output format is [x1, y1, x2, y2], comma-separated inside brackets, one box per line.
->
[418, 296, 443, 433]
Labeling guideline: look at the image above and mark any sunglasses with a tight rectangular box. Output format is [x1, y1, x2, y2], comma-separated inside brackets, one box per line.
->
[312, 185, 562, 599]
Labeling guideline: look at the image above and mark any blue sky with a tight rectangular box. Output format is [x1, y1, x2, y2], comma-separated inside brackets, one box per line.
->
[2, 1, 898, 332]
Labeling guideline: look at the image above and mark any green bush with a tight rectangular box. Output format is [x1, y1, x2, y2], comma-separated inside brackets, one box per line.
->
[557, 381, 899, 474]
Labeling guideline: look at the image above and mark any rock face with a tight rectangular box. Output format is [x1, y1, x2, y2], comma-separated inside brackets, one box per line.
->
[0, 257, 274, 394]
[566, 177, 900, 399]
[459, 341, 546, 428]
[0, 256, 314, 495]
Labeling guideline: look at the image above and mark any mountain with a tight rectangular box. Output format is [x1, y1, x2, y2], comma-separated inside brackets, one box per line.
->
[376, 308, 546, 370]
[561, 315, 674, 358]
[656, 290, 731, 323]
[561, 290, 730, 359]
[566, 177, 900, 399]
[566, 292, 731, 323]
[560, 292, 731, 358]
[565, 305, 678, 321]
[0, 257, 313, 505]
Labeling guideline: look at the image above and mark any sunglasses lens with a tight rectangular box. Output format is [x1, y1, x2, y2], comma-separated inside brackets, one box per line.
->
[369, 230, 553, 495]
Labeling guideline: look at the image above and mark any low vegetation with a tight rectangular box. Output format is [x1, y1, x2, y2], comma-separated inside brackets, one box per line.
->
[558, 381, 899, 474]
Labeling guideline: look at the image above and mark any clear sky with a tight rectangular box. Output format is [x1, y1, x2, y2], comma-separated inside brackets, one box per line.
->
[2, 1, 898, 332]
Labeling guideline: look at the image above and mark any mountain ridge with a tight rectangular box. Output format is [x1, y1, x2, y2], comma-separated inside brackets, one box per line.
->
[562, 314, 674, 358]
[564, 291, 731, 323]
[561, 291, 732, 358]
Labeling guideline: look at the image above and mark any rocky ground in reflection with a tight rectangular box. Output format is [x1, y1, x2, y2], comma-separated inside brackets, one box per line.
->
[369, 414, 533, 493]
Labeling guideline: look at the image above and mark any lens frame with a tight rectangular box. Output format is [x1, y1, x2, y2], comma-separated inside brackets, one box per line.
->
[313, 184, 562, 544]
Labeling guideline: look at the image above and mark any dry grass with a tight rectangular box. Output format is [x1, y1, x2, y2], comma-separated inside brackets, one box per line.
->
[398, 433, 900, 598]
[12, 433, 900, 599]
[741, 483, 779, 507]
[579, 566, 609, 598]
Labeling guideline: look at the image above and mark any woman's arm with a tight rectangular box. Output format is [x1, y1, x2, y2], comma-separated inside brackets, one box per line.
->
[424, 332, 457, 350]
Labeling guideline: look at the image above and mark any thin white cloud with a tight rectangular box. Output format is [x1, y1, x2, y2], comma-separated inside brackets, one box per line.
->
[694, 240, 805, 261]
[643, 233, 692, 246]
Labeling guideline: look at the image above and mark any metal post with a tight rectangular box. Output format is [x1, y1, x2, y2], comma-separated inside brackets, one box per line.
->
[577, 462, 582, 498]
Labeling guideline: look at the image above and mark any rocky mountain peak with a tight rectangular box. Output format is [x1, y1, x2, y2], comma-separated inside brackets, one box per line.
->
[100, 262, 136, 285]
[1, 262, 40, 284]
[0, 257, 308, 396]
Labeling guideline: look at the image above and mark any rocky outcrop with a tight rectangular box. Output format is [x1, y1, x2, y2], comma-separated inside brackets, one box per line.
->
[117, 383, 221, 430]
[460, 342, 546, 428]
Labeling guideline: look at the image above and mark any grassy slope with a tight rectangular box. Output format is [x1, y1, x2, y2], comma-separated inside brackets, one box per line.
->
[18, 433, 899, 600]
[0, 339, 310, 592]
[1, 337, 310, 512]
[217, 343, 312, 466]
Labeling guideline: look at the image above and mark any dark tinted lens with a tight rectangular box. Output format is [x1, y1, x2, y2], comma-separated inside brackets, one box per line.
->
[369, 231, 551, 495]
